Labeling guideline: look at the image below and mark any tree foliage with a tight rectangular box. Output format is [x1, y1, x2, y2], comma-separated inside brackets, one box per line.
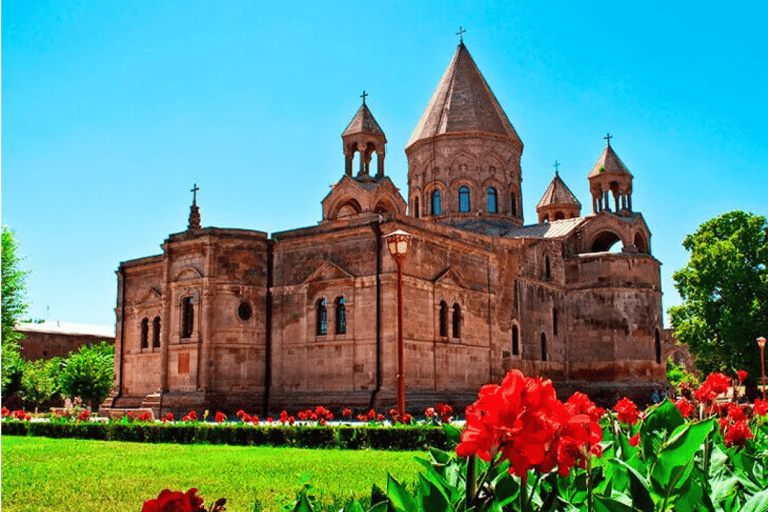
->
[669, 210, 768, 381]
[2, 226, 29, 345]
[20, 357, 61, 406]
[58, 342, 114, 407]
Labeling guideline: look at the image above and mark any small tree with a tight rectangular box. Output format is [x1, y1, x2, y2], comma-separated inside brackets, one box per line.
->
[59, 342, 114, 408]
[669, 210, 768, 395]
[2, 226, 29, 345]
[1, 341, 26, 399]
[20, 358, 61, 410]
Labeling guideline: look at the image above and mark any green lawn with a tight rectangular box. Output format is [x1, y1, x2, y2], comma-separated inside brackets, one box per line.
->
[1, 435, 425, 511]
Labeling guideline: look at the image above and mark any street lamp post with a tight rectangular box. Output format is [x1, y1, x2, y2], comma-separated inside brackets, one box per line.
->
[385, 229, 411, 421]
[758, 336, 767, 401]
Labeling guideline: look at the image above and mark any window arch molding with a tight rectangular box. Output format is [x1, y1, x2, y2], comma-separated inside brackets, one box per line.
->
[315, 298, 328, 336]
[449, 177, 479, 213]
[177, 289, 200, 340]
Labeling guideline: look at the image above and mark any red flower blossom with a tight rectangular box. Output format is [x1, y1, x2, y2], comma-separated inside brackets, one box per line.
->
[723, 420, 753, 448]
[279, 410, 289, 424]
[356, 414, 368, 422]
[737, 370, 748, 383]
[754, 399, 768, 416]
[673, 397, 695, 419]
[1, 407, 10, 417]
[215, 411, 226, 423]
[376, 414, 385, 422]
[694, 372, 730, 404]
[78, 410, 90, 422]
[613, 398, 640, 425]
[250, 414, 259, 424]
[629, 433, 640, 447]
[166, 413, 174, 422]
[342, 408, 352, 418]
[425, 407, 435, 418]
[141, 487, 225, 512]
[456, 369, 603, 480]
[367, 409, 376, 420]
[236, 409, 245, 419]
[565, 392, 606, 423]
[266, 417, 273, 423]
[727, 404, 747, 422]
[403, 413, 413, 424]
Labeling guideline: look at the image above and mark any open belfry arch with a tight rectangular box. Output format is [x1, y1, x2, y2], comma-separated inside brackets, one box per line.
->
[103, 38, 666, 417]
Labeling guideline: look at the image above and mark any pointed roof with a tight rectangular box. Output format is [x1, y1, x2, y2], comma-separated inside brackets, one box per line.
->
[407, 43, 522, 148]
[588, 143, 633, 178]
[343, 103, 386, 138]
[537, 172, 581, 208]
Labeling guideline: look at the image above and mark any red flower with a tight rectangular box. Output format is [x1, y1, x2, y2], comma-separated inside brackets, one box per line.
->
[694, 373, 730, 404]
[403, 413, 413, 424]
[78, 410, 90, 422]
[367, 409, 376, 420]
[356, 414, 368, 422]
[166, 413, 174, 422]
[376, 414, 385, 422]
[215, 411, 226, 423]
[141, 488, 207, 512]
[613, 398, 640, 425]
[456, 369, 603, 480]
[754, 399, 768, 416]
[629, 433, 640, 447]
[737, 370, 748, 383]
[288, 415, 295, 425]
[342, 408, 352, 418]
[425, 407, 435, 418]
[319, 418, 327, 426]
[1, 407, 10, 417]
[279, 410, 289, 424]
[236, 409, 245, 419]
[565, 392, 606, 423]
[723, 420, 753, 448]
[250, 414, 259, 424]
[266, 417, 273, 423]
[727, 404, 747, 422]
[673, 397, 695, 419]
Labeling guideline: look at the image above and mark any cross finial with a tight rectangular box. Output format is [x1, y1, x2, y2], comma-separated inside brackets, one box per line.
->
[604, 133, 613, 147]
[553, 160, 561, 175]
[361, 90, 368, 105]
[190, 183, 199, 206]
[456, 26, 466, 43]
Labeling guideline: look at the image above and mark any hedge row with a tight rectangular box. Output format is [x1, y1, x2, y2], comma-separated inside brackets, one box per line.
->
[0, 421, 451, 451]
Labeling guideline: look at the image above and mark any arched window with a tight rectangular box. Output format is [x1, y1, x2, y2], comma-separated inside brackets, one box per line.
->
[655, 328, 662, 364]
[452, 304, 461, 338]
[316, 299, 327, 336]
[511, 192, 518, 217]
[431, 190, 441, 216]
[414, 197, 420, 218]
[552, 308, 558, 336]
[335, 297, 346, 335]
[459, 186, 470, 212]
[488, 187, 497, 213]
[512, 324, 519, 356]
[541, 333, 547, 361]
[181, 297, 195, 338]
[439, 301, 448, 337]
[545, 256, 551, 279]
[140, 318, 149, 349]
[152, 317, 161, 348]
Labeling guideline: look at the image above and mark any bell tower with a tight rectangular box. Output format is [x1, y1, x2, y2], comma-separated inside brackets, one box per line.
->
[588, 134, 634, 214]
[342, 92, 387, 179]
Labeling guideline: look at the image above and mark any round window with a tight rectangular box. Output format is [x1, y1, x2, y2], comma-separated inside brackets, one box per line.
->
[237, 302, 253, 321]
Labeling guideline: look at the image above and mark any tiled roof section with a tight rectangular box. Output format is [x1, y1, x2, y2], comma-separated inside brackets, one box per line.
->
[588, 144, 633, 178]
[536, 172, 582, 209]
[407, 43, 522, 148]
[504, 217, 586, 239]
[16, 321, 115, 338]
[343, 103, 386, 137]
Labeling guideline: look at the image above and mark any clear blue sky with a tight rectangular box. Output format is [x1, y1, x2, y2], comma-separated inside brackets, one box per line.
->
[3, 1, 766, 328]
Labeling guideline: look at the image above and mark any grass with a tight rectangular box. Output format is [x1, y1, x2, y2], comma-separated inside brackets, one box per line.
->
[1, 435, 425, 511]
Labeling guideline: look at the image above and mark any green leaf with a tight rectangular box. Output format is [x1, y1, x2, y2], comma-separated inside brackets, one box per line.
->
[607, 459, 654, 512]
[593, 494, 635, 512]
[442, 423, 462, 447]
[292, 491, 314, 512]
[740, 489, 768, 512]
[651, 419, 715, 490]
[342, 500, 364, 512]
[387, 474, 419, 512]
[640, 398, 686, 458]
[417, 474, 452, 512]
[367, 503, 389, 512]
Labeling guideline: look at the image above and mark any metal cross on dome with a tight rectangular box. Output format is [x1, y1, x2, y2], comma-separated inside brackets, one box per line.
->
[553, 160, 561, 174]
[190, 183, 199, 205]
[360, 90, 368, 105]
[604, 133, 613, 146]
[456, 26, 466, 43]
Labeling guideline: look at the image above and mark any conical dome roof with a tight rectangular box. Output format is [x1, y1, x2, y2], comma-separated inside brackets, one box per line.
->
[537, 172, 581, 209]
[407, 43, 521, 148]
[343, 103, 386, 139]
[588, 143, 632, 178]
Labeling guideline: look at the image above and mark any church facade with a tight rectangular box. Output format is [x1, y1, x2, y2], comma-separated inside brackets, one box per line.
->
[102, 43, 667, 416]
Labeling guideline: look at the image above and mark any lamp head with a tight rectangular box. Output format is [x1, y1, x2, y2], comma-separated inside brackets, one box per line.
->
[385, 229, 411, 259]
[758, 336, 767, 349]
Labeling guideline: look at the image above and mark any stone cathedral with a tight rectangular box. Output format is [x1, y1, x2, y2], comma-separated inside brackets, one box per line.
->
[102, 43, 668, 416]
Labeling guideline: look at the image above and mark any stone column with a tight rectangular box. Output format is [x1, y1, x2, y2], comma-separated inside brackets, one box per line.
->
[160, 245, 172, 393]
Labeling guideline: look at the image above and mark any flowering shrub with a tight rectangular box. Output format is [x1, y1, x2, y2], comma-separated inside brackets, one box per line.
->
[214, 411, 226, 423]
[142, 488, 225, 512]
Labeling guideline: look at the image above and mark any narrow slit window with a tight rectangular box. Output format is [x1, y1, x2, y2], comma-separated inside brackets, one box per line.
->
[541, 333, 547, 361]
[452, 304, 461, 338]
[181, 297, 195, 338]
[152, 317, 161, 348]
[512, 324, 519, 356]
[141, 318, 149, 349]
[439, 301, 448, 337]
[459, 186, 470, 212]
[432, 190, 441, 216]
[316, 299, 327, 336]
[335, 297, 346, 335]
[488, 187, 497, 213]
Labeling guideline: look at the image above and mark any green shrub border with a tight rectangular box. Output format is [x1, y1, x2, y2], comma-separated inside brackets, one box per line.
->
[0, 421, 449, 451]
